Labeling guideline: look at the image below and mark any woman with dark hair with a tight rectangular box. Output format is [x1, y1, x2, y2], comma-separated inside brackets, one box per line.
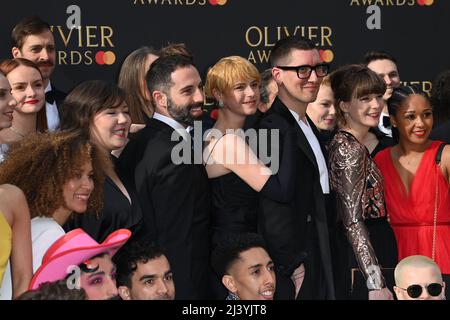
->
[60, 80, 143, 243]
[328, 64, 397, 300]
[374, 85, 450, 295]
[430, 70, 450, 143]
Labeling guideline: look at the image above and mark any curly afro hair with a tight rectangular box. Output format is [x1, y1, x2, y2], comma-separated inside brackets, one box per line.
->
[0, 130, 111, 218]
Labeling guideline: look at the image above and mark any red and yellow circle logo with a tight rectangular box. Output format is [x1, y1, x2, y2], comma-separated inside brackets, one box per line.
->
[319, 49, 334, 63]
[417, 0, 433, 5]
[209, 0, 227, 5]
[95, 51, 116, 65]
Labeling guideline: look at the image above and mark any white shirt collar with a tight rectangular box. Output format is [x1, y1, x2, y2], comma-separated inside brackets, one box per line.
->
[45, 81, 52, 94]
[288, 109, 309, 126]
[153, 112, 190, 140]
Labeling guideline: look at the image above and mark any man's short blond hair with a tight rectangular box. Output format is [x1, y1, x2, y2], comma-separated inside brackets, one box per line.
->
[394, 255, 442, 285]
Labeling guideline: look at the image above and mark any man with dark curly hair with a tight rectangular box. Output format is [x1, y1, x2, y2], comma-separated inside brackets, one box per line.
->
[114, 241, 175, 300]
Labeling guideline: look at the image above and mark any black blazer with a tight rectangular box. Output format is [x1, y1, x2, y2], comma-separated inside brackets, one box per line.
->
[118, 118, 212, 299]
[257, 97, 335, 300]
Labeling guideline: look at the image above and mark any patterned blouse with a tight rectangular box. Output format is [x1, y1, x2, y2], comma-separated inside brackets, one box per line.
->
[328, 130, 387, 289]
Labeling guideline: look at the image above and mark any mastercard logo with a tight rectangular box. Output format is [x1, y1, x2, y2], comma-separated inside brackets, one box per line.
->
[319, 49, 334, 63]
[209, 0, 227, 5]
[417, 0, 433, 5]
[95, 51, 116, 65]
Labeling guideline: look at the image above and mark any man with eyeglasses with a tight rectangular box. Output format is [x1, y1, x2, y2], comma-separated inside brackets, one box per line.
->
[394, 255, 446, 300]
[256, 36, 335, 300]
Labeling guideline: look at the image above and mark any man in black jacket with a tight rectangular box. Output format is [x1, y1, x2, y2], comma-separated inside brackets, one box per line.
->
[119, 54, 212, 299]
[257, 36, 335, 300]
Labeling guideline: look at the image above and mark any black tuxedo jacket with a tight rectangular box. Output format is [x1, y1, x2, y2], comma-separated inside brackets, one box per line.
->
[118, 118, 212, 299]
[257, 97, 335, 300]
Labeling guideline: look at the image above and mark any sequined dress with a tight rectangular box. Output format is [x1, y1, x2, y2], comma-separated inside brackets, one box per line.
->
[328, 130, 397, 299]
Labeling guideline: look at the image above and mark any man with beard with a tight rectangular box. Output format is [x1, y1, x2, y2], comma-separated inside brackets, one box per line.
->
[364, 51, 401, 137]
[11, 16, 65, 131]
[115, 241, 175, 300]
[118, 54, 212, 299]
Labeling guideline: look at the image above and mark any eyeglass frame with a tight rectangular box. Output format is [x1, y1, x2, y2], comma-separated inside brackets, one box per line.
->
[396, 282, 443, 299]
[275, 63, 330, 79]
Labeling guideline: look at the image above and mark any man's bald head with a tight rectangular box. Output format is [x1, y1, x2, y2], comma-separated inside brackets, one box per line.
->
[395, 255, 442, 285]
[394, 255, 445, 300]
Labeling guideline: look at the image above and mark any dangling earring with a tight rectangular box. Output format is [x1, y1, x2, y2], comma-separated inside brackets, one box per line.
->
[218, 100, 224, 108]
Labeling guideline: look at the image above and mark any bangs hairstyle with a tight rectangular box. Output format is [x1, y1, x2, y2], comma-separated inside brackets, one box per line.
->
[204, 56, 260, 99]
[0, 131, 110, 218]
[60, 80, 125, 137]
[330, 64, 386, 128]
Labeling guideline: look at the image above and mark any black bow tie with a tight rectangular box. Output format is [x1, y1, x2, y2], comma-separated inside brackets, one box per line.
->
[382, 115, 391, 128]
[45, 90, 56, 104]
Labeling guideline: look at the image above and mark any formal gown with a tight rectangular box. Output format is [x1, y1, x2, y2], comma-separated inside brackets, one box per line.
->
[328, 130, 397, 299]
[374, 141, 450, 274]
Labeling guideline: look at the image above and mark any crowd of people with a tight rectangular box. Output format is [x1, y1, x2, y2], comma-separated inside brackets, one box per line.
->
[0, 15, 449, 301]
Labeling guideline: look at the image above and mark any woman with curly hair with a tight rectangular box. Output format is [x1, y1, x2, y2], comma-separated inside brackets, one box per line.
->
[0, 131, 109, 275]
[60, 80, 143, 243]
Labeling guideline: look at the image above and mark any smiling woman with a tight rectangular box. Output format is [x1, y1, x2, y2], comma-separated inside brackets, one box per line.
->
[60, 80, 143, 243]
[0, 131, 109, 272]
[374, 85, 450, 298]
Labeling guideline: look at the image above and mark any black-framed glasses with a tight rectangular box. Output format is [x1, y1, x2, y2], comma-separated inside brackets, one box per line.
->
[276, 63, 330, 79]
[397, 283, 443, 299]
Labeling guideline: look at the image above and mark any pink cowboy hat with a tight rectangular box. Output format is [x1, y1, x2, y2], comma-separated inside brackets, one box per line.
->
[29, 228, 131, 290]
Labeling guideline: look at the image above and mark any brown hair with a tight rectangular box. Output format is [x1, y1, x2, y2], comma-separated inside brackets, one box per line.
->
[11, 16, 51, 50]
[0, 58, 48, 132]
[330, 64, 386, 128]
[0, 131, 110, 218]
[159, 42, 194, 61]
[60, 80, 126, 138]
[118, 47, 158, 124]
[15, 280, 87, 300]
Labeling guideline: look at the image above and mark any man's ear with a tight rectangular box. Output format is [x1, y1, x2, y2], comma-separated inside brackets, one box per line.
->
[272, 67, 282, 86]
[393, 286, 401, 300]
[222, 275, 237, 294]
[152, 90, 167, 110]
[11, 47, 21, 58]
[118, 286, 132, 300]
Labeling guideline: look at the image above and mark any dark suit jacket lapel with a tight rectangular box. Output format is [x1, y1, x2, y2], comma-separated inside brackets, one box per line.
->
[271, 98, 318, 171]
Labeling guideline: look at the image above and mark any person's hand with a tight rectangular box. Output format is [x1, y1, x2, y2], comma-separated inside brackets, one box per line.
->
[290, 264, 305, 299]
[368, 287, 394, 300]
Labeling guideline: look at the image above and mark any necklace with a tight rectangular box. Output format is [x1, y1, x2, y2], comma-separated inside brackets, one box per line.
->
[9, 126, 26, 138]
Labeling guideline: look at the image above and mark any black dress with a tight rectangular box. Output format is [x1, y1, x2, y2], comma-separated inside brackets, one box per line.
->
[209, 172, 258, 247]
[64, 157, 143, 243]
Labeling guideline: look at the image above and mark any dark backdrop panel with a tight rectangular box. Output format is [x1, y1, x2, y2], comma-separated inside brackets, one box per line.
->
[1, 0, 448, 93]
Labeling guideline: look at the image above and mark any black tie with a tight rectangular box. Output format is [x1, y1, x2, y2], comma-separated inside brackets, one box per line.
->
[382, 115, 391, 128]
[45, 90, 56, 104]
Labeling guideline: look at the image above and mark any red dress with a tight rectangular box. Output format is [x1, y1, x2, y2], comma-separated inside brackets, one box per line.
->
[375, 141, 450, 274]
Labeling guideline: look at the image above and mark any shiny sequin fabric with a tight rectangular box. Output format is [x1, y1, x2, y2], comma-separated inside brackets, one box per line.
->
[328, 130, 387, 289]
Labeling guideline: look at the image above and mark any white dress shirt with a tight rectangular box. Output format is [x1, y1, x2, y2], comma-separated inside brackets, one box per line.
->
[289, 109, 330, 194]
[378, 111, 393, 137]
[152, 112, 191, 141]
[45, 82, 60, 132]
